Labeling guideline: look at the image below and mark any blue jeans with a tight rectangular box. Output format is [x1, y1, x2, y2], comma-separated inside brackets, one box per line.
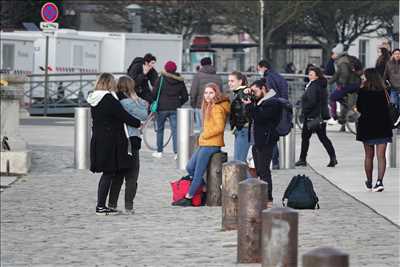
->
[186, 146, 220, 197]
[156, 111, 177, 153]
[194, 108, 202, 132]
[234, 127, 250, 162]
[390, 90, 400, 110]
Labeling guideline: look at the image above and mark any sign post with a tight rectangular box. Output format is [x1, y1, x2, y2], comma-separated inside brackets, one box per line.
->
[40, 2, 59, 116]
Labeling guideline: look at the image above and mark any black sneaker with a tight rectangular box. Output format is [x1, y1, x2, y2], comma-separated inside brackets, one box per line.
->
[373, 180, 384, 192]
[364, 180, 372, 191]
[295, 159, 307, 167]
[172, 198, 192, 207]
[96, 206, 119, 216]
[327, 159, 338, 167]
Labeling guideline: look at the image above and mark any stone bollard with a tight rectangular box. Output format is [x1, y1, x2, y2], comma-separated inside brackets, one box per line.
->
[237, 178, 268, 263]
[261, 207, 298, 267]
[206, 152, 228, 206]
[303, 247, 349, 267]
[222, 161, 247, 231]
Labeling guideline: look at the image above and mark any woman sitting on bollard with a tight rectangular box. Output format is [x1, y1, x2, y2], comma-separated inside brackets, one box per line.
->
[173, 83, 230, 206]
[295, 66, 338, 168]
[87, 73, 141, 215]
[356, 68, 393, 192]
[107, 76, 149, 214]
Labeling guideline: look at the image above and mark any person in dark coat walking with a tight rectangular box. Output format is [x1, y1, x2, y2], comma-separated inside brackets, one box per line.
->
[295, 67, 337, 168]
[87, 73, 141, 215]
[151, 61, 188, 158]
[356, 68, 393, 192]
[127, 53, 158, 103]
[242, 78, 282, 207]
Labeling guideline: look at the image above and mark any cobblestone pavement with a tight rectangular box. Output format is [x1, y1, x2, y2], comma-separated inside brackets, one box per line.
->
[1, 118, 399, 266]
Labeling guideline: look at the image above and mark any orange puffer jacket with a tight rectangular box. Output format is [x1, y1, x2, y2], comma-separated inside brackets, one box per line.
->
[198, 97, 231, 147]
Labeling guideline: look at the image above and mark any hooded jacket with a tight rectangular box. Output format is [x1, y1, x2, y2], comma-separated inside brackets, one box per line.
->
[301, 78, 331, 120]
[87, 91, 140, 173]
[127, 57, 159, 103]
[190, 65, 223, 109]
[329, 54, 361, 86]
[230, 85, 251, 131]
[198, 97, 230, 147]
[383, 58, 400, 91]
[152, 70, 188, 111]
[247, 89, 282, 146]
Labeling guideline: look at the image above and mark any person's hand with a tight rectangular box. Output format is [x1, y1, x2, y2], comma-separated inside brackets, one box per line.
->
[143, 64, 151, 75]
[242, 98, 252, 105]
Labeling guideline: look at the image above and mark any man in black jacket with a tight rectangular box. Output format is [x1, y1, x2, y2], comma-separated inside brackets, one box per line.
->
[243, 78, 282, 206]
[127, 53, 158, 103]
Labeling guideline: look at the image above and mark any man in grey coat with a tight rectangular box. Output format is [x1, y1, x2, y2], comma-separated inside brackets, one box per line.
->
[190, 57, 223, 131]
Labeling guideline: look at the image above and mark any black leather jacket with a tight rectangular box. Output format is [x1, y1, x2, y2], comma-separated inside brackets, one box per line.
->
[229, 86, 251, 131]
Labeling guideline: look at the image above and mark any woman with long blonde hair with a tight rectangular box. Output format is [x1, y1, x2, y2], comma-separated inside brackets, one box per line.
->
[87, 73, 142, 215]
[173, 83, 230, 206]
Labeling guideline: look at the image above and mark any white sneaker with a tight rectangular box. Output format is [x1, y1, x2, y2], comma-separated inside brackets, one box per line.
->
[174, 154, 178, 160]
[152, 152, 163, 158]
[327, 118, 338, 125]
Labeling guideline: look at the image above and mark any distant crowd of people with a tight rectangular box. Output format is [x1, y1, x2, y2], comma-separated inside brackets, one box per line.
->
[88, 42, 399, 213]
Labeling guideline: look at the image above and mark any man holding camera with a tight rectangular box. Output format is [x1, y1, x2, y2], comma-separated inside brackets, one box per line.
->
[242, 78, 282, 207]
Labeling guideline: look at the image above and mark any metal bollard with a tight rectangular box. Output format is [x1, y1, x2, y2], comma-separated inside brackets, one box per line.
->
[387, 130, 398, 168]
[222, 161, 247, 231]
[278, 129, 296, 169]
[74, 107, 91, 169]
[302, 246, 349, 267]
[261, 207, 298, 267]
[177, 108, 194, 170]
[237, 178, 268, 263]
[206, 152, 228, 206]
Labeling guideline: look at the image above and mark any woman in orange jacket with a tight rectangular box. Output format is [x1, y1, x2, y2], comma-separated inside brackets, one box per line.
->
[173, 83, 230, 206]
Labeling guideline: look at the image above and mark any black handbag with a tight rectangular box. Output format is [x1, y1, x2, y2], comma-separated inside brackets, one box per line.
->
[384, 89, 400, 128]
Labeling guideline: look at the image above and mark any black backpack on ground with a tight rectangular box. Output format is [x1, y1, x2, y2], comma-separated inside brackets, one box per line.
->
[282, 174, 320, 209]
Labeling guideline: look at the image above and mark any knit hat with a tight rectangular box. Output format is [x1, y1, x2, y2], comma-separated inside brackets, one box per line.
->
[164, 61, 177, 73]
[332, 43, 344, 56]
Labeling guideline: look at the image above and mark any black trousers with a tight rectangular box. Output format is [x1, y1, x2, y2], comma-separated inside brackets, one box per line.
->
[97, 170, 124, 208]
[108, 149, 140, 210]
[252, 144, 275, 201]
[300, 122, 336, 161]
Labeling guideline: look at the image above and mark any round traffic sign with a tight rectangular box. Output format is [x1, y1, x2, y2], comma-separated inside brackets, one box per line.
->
[41, 2, 59, 23]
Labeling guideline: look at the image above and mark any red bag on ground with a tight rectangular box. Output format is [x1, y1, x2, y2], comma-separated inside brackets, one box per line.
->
[170, 177, 202, 206]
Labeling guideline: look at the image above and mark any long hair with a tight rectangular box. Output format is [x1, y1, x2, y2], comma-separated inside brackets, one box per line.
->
[376, 47, 391, 66]
[201, 82, 223, 121]
[230, 71, 248, 86]
[362, 68, 386, 91]
[95, 73, 116, 91]
[117, 75, 137, 98]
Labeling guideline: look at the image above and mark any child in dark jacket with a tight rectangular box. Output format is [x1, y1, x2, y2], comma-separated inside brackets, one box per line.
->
[108, 76, 148, 214]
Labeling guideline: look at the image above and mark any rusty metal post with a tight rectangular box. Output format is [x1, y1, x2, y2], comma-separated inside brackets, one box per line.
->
[303, 247, 349, 267]
[237, 178, 268, 263]
[206, 152, 228, 206]
[261, 207, 298, 267]
[222, 161, 247, 231]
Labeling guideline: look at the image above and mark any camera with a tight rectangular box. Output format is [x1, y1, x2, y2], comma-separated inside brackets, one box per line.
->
[237, 89, 256, 102]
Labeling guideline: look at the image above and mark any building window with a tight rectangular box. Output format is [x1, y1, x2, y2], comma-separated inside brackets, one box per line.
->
[359, 40, 369, 68]
[2, 44, 15, 70]
[72, 45, 83, 67]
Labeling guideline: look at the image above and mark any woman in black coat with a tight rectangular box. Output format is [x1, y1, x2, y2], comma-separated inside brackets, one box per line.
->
[295, 66, 337, 167]
[87, 73, 141, 215]
[356, 68, 393, 192]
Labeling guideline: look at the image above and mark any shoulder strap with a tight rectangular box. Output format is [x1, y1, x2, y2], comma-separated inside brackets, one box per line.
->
[154, 76, 164, 103]
[383, 89, 390, 105]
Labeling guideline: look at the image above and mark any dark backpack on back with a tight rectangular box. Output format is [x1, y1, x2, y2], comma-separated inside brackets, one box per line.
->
[275, 97, 293, 136]
[282, 174, 320, 209]
[347, 55, 363, 76]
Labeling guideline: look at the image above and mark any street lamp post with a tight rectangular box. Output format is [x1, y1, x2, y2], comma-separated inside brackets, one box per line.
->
[260, 0, 264, 59]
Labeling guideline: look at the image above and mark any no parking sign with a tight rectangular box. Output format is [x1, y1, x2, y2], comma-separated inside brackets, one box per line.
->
[40, 2, 59, 31]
